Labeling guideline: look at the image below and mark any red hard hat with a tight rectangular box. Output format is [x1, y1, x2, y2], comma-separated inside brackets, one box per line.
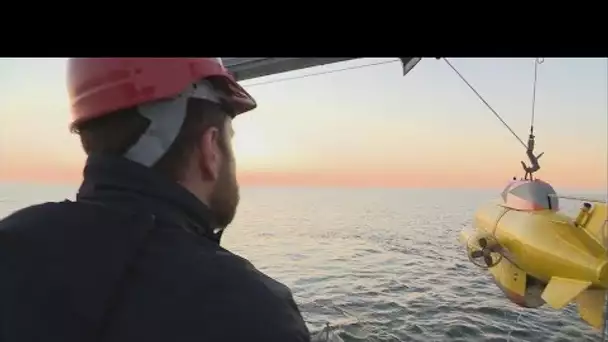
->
[67, 58, 257, 129]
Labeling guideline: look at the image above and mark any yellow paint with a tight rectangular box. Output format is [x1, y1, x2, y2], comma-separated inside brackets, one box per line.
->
[583, 203, 608, 247]
[541, 277, 591, 309]
[459, 230, 471, 245]
[576, 289, 606, 329]
[473, 201, 608, 285]
[462, 195, 608, 330]
[488, 258, 526, 296]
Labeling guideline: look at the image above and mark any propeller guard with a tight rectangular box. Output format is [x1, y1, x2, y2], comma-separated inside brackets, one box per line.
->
[466, 233, 503, 269]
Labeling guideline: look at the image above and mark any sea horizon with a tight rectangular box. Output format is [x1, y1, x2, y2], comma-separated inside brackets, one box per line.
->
[0, 179, 606, 196]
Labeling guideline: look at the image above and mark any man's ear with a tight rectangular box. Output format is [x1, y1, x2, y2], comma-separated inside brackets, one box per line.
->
[197, 126, 222, 181]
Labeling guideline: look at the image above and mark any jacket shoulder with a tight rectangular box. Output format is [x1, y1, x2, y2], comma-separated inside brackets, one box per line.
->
[0, 200, 155, 342]
[1, 201, 71, 229]
[102, 232, 312, 342]
[223, 257, 311, 341]
[0, 200, 138, 232]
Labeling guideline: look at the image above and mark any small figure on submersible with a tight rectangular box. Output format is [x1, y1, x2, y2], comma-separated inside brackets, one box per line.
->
[520, 130, 544, 180]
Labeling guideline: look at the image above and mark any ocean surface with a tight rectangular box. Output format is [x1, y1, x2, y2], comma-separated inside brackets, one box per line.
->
[1, 183, 607, 342]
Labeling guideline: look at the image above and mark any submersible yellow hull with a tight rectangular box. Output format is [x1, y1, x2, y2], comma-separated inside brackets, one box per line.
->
[474, 200, 608, 287]
[462, 179, 608, 329]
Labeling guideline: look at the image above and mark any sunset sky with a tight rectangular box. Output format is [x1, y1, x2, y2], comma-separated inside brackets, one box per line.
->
[0, 58, 606, 190]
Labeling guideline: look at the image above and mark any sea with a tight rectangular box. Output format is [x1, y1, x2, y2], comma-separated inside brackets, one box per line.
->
[1, 182, 607, 342]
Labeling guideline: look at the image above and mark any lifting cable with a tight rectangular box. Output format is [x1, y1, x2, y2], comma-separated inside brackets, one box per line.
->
[530, 58, 545, 135]
[243, 59, 399, 88]
[442, 58, 529, 150]
[243, 57, 543, 156]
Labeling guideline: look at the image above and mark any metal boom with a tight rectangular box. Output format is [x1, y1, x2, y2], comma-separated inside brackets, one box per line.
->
[222, 58, 420, 82]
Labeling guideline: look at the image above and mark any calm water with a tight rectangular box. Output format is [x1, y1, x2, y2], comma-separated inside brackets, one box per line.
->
[1, 183, 607, 342]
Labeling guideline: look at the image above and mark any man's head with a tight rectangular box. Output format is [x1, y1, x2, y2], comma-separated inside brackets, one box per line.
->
[67, 58, 257, 228]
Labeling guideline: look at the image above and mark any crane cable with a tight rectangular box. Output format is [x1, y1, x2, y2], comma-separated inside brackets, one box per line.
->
[442, 58, 544, 151]
[243, 57, 544, 154]
[243, 59, 400, 88]
[530, 58, 545, 135]
[244, 57, 539, 153]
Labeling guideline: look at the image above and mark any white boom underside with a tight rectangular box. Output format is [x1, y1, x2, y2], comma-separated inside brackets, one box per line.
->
[222, 58, 358, 82]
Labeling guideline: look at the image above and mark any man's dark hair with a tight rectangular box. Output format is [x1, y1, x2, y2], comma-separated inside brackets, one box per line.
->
[76, 98, 227, 182]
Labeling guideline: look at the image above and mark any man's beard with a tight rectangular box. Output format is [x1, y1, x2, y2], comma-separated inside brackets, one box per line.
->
[208, 160, 240, 229]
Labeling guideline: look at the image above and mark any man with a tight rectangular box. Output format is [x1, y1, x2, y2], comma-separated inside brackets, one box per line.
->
[0, 58, 311, 342]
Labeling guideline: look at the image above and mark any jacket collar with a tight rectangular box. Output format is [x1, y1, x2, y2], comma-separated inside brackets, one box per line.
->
[76, 154, 221, 243]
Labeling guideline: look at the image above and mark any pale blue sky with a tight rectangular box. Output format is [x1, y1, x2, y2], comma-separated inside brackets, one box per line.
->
[0, 58, 606, 190]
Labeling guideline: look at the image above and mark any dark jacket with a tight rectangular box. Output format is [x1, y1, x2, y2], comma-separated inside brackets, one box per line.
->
[0, 154, 311, 342]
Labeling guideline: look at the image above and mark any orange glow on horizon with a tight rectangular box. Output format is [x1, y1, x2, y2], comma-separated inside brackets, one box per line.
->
[1, 161, 605, 191]
[1, 58, 606, 193]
